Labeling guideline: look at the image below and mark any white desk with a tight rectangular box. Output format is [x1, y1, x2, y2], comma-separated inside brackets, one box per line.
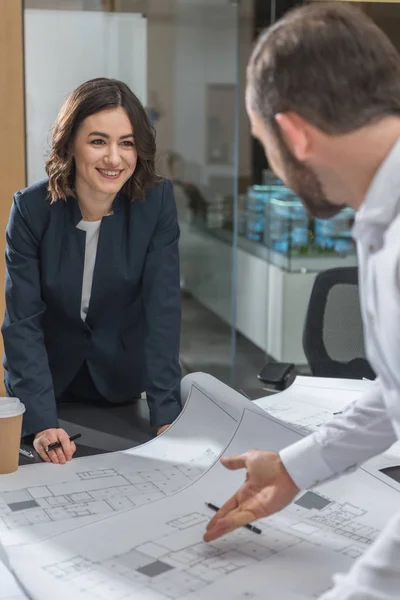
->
[1, 374, 399, 600]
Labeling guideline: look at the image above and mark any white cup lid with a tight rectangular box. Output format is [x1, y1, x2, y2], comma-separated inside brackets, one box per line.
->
[0, 398, 26, 418]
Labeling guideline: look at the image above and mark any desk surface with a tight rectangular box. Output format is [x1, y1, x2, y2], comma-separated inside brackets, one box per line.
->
[2, 374, 400, 600]
[19, 443, 106, 466]
[19, 396, 153, 466]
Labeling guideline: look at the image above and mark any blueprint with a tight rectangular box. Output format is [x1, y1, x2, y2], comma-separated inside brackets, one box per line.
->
[0, 538, 28, 600]
[254, 376, 400, 467]
[0, 560, 28, 600]
[4, 404, 400, 600]
[0, 375, 265, 547]
[254, 376, 370, 434]
[1, 374, 399, 599]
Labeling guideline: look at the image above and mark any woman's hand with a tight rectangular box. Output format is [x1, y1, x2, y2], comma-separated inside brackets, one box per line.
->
[156, 424, 170, 436]
[33, 428, 77, 464]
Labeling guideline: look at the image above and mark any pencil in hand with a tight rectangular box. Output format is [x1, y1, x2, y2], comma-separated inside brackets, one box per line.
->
[46, 433, 82, 453]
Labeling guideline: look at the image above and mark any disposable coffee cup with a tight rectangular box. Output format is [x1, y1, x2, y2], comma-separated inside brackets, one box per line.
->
[0, 398, 25, 474]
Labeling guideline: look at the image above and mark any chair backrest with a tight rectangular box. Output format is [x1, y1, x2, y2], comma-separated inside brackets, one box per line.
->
[303, 267, 375, 379]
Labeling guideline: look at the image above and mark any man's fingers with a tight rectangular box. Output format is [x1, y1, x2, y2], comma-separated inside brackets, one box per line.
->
[204, 508, 257, 542]
[220, 454, 248, 471]
[205, 494, 240, 533]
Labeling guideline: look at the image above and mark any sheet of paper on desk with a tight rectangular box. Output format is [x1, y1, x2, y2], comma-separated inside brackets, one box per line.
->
[0, 375, 265, 548]
[254, 376, 371, 434]
[0, 538, 28, 600]
[254, 375, 400, 474]
[6, 406, 400, 600]
[0, 560, 29, 600]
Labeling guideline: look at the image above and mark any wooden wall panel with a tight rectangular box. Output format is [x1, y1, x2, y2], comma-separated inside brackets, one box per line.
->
[0, 0, 26, 386]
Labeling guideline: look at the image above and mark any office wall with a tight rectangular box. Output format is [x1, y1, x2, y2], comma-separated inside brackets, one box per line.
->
[24, 9, 147, 184]
[0, 0, 26, 381]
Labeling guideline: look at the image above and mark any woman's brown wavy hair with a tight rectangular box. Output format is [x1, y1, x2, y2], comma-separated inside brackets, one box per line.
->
[45, 77, 160, 203]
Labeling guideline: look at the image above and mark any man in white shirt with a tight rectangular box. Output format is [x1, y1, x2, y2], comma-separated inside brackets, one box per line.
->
[203, 3, 400, 598]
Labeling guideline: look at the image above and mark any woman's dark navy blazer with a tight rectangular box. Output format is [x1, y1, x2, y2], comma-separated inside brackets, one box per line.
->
[2, 178, 182, 436]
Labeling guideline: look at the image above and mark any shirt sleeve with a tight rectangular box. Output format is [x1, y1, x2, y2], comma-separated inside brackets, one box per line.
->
[279, 378, 397, 490]
[1, 193, 58, 436]
[280, 380, 399, 599]
[319, 508, 400, 599]
[142, 179, 182, 428]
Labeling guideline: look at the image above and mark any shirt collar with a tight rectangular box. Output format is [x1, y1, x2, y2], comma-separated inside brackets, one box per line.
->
[353, 138, 400, 240]
[68, 192, 123, 227]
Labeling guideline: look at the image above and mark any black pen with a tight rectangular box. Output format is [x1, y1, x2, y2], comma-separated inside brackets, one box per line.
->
[205, 502, 262, 535]
[19, 447, 35, 460]
[47, 433, 82, 452]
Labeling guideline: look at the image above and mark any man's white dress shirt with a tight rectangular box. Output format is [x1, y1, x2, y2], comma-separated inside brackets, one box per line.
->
[280, 138, 400, 599]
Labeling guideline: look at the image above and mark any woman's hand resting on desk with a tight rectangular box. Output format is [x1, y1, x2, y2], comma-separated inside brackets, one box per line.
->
[156, 424, 171, 436]
[203, 450, 299, 542]
[33, 428, 77, 464]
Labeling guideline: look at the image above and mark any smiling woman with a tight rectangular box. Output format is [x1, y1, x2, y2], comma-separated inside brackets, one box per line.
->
[2, 78, 182, 464]
[46, 78, 158, 206]
[72, 108, 138, 220]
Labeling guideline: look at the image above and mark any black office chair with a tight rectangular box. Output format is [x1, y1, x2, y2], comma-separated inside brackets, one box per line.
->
[303, 267, 375, 379]
[258, 267, 375, 389]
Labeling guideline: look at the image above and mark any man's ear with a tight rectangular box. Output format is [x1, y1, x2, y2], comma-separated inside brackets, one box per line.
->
[275, 112, 313, 161]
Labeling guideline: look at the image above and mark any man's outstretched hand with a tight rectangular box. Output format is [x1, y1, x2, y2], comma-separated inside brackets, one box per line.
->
[203, 450, 299, 542]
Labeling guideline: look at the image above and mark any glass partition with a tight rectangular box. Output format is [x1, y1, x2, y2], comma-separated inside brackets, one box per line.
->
[24, 1, 147, 185]
[23, 0, 245, 389]
[240, 182, 356, 273]
[24, 0, 365, 397]
[146, 0, 244, 386]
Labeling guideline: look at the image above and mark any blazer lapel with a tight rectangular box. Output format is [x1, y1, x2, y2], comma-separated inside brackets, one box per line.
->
[61, 198, 86, 324]
[85, 194, 126, 327]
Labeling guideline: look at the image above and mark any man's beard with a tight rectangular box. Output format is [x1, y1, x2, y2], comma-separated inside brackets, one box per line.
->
[275, 132, 346, 219]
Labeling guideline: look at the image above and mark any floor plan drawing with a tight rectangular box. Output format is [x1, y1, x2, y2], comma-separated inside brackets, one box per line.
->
[253, 376, 369, 435]
[254, 376, 400, 471]
[0, 449, 217, 539]
[38, 517, 301, 599]
[4, 407, 399, 600]
[279, 490, 379, 553]
[0, 376, 260, 546]
[0, 553, 29, 600]
[254, 398, 333, 435]
[32, 489, 383, 600]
